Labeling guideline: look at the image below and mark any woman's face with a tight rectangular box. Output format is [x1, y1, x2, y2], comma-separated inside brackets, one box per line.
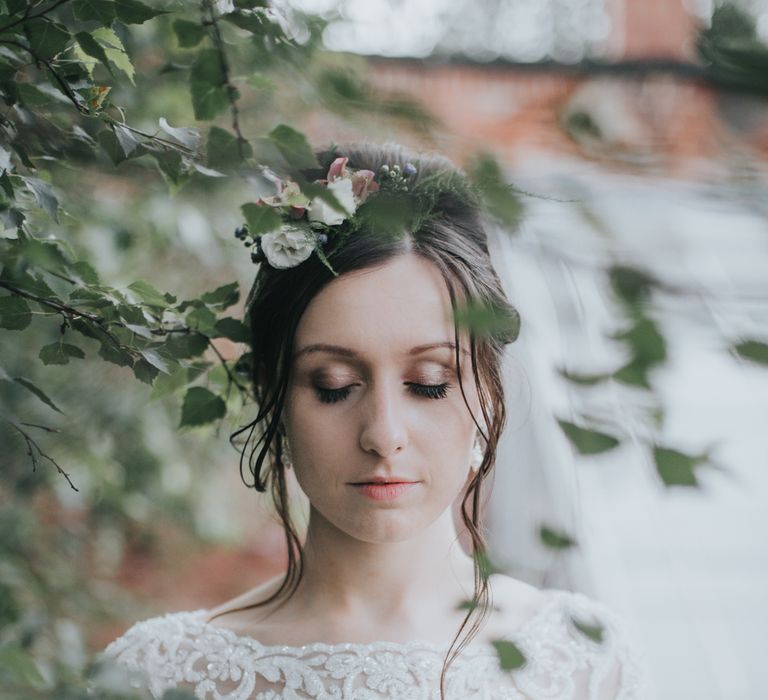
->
[283, 253, 483, 544]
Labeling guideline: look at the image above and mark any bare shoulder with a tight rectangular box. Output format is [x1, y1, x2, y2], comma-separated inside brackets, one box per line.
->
[204, 574, 287, 628]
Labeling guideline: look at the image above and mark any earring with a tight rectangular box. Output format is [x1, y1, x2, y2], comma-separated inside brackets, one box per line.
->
[470, 432, 484, 473]
[281, 434, 293, 470]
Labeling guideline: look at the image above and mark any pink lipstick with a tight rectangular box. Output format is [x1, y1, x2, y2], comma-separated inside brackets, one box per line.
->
[351, 482, 418, 501]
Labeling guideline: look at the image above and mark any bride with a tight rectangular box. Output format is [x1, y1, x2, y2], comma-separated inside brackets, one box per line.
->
[96, 142, 644, 699]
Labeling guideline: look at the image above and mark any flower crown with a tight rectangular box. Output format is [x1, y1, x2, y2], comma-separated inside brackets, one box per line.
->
[234, 156, 426, 276]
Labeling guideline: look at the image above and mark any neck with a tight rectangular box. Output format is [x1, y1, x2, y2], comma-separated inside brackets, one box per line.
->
[292, 506, 477, 630]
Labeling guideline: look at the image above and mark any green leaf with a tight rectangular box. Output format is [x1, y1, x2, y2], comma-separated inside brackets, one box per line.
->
[180, 386, 226, 427]
[200, 281, 239, 308]
[213, 317, 249, 343]
[150, 362, 207, 399]
[159, 332, 209, 360]
[268, 124, 319, 170]
[112, 123, 140, 157]
[653, 446, 706, 487]
[557, 419, 620, 455]
[491, 639, 526, 672]
[452, 298, 521, 342]
[127, 279, 173, 309]
[21, 176, 59, 223]
[115, 0, 168, 24]
[92, 27, 135, 84]
[71, 261, 101, 286]
[0, 645, 46, 689]
[609, 265, 657, 306]
[469, 152, 524, 228]
[12, 377, 64, 414]
[75, 31, 111, 67]
[24, 18, 71, 60]
[153, 149, 185, 186]
[73, 0, 117, 25]
[571, 617, 605, 643]
[539, 524, 577, 550]
[207, 126, 252, 169]
[246, 73, 275, 91]
[241, 202, 281, 235]
[186, 305, 217, 335]
[557, 368, 611, 386]
[173, 19, 206, 48]
[189, 49, 230, 121]
[98, 340, 134, 367]
[0, 295, 31, 330]
[133, 357, 159, 384]
[39, 342, 86, 365]
[732, 340, 768, 366]
[139, 347, 170, 374]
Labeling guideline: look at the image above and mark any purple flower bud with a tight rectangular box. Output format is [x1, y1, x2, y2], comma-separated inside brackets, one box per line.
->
[404, 162, 417, 176]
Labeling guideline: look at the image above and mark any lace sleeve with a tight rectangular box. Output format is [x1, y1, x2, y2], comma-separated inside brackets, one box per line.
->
[96, 613, 198, 700]
[571, 594, 647, 700]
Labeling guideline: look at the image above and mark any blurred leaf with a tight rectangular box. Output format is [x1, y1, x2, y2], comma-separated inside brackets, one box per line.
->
[557, 419, 620, 455]
[609, 265, 657, 306]
[207, 126, 252, 169]
[732, 340, 768, 366]
[112, 123, 140, 157]
[115, 0, 168, 24]
[491, 639, 526, 672]
[557, 368, 611, 386]
[159, 117, 200, 150]
[180, 386, 226, 427]
[190, 49, 231, 121]
[186, 305, 218, 335]
[39, 342, 86, 365]
[241, 202, 281, 235]
[12, 377, 64, 414]
[24, 18, 71, 60]
[20, 177, 59, 223]
[0, 295, 31, 330]
[173, 19, 206, 48]
[159, 332, 209, 360]
[268, 124, 319, 170]
[128, 280, 175, 309]
[452, 298, 521, 341]
[571, 617, 604, 643]
[653, 445, 707, 487]
[0, 645, 46, 689]
[213, 317, 249, 343]
[539, 524, 577, 550]
[468, 152, 523, 228]
[200, 281, 239, 309]
[73, 0, 117, 25]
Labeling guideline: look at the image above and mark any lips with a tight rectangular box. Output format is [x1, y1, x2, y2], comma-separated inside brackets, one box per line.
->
[351, 477, 418, 485]
[352, 481, 419, 501]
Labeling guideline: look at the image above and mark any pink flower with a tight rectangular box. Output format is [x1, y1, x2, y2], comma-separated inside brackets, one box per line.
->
[351, 169, 378, 203]
[327, 157, 348, 182]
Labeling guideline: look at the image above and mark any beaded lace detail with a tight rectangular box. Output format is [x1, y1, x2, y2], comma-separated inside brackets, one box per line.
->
[97, 589, 645, 699]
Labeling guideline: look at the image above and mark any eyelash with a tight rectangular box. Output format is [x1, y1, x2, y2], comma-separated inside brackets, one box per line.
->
[315, 382, 452, 404]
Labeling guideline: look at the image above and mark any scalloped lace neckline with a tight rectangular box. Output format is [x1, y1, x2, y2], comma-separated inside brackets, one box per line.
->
[192, 587, 568, 655]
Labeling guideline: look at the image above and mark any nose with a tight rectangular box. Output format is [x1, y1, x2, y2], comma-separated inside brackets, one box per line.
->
[358, 376, 408, 459]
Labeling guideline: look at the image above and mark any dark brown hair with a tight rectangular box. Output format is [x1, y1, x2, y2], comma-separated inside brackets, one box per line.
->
[212, 141, 520, 698]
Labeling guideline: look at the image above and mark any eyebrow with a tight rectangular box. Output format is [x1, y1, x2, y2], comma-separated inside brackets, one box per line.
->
[293, 341, 469, 361]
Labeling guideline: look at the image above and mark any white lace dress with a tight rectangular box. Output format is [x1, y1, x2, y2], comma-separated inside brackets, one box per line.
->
[97, 589, 645, 699]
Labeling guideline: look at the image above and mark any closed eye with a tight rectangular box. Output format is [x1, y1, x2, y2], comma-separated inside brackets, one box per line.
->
[315, 382, 452, 405]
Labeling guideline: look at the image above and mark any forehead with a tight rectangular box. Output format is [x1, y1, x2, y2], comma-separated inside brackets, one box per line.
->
[294, 254, 470, 360]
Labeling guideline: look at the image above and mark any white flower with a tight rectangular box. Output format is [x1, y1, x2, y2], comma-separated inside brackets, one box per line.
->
[307, 178, 357, 226]
[260, 225, 315, 269]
